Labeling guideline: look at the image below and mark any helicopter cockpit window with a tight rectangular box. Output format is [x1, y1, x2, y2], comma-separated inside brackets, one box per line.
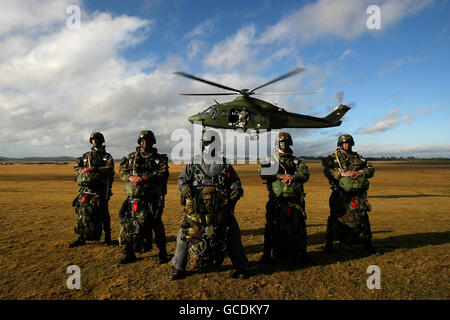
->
[211, 108, 218, 118]
[201, 107, 212, 114]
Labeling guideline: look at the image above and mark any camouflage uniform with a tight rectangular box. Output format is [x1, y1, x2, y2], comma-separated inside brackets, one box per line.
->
[239, 109, 249, 130]
[171, 154, 248, 279]
[259, 132, 310, 263]
[71, 133, 114, 246]
[322, 134, 377, 252]
[119, 145, 169, 261]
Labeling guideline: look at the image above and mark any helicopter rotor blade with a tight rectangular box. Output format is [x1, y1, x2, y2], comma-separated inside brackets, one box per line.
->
[249, 67, 305, 93]
[252, 90, 320, 95]
[179, 92, 239, 96]
[174, 71, 242, 94]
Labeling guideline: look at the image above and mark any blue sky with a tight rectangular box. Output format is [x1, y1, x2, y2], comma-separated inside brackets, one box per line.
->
[0, 0, 449, 158]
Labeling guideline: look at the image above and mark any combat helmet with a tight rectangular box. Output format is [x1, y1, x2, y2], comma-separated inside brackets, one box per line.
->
[138, 130, 156, 145]
[277, 132, 293, 146]
[337, 134, 354, 147]
[89, 132, 105, 144]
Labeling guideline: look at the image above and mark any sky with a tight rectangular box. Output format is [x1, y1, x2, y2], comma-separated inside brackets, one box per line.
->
[0, 0, 449, 159]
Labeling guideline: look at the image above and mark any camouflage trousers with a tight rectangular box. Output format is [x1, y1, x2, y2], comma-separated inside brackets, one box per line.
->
[263, 198, 308, 260]
[73, 192, 111, 241]
[119, 196, 167, 256]
[326, 191, 373, 246]
[172, 215, 248, 272]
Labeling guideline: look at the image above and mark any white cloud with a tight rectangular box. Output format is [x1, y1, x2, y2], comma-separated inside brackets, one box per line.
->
[339, 48, 355, 60]
[378, 56, 419, 75]
[0, 0, 79, 37]
[184, 18, 215, 39]
[186, 39, 204, 60]
[258, 0, 434, 44]
[183, 18, 216, 60]
[203, 25, 257, 70]
[0, 13, 151, 92]
[0, 3, 203, 158]
[378, 0, 435, 28]
[362, 107, 413, 133]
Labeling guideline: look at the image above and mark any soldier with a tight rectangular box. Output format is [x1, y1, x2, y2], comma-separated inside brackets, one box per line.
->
[259, 132, 310, 265]
[69, 132, 114, 247]
[322, 134, 379, 254]
[238, 108, 249, 130]
[118, 130, 169, 264]
[171, 131, 249, 280]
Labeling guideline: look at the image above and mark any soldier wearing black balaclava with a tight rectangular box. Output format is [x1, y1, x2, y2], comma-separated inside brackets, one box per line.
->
[171, 131, 248, 280]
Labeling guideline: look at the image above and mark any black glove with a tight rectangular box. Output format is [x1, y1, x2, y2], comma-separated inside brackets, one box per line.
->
[181, 184, 193, 199]
[230, 188, 242, 200]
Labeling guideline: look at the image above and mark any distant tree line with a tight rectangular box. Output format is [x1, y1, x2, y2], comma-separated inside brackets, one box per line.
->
[299, 156, 450, 161]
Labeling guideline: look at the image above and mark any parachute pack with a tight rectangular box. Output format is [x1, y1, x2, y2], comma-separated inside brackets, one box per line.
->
[124, 180, 148, 199]
[271, 179, 303, 198]
[119, 199, 152, 253]
[76, 172, 105, 188]
[338, 176, 370, 193]
[73, 193, 103, 241]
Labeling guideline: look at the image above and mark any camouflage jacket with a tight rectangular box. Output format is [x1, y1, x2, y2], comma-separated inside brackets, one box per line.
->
[119, 147, 169, 195]
[259, 152, 310, 184]
[322, 148, 374, 187]
[177, 156, 242, 193]
[74, 147, 114, 191]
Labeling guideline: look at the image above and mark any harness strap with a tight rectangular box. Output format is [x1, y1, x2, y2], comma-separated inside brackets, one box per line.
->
[87, 153, 91, 168]
[334, 151, 344, 171]
[273, 154, 287, 174]
[195, 164, 213, 181]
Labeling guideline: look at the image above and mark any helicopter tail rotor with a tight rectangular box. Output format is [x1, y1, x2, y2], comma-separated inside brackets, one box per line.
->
[336, 91, 344, 105]
[324, 91, 355, 121]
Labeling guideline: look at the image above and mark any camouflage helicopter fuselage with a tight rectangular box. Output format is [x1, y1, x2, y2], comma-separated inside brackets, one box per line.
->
[188, 96, 350, 131]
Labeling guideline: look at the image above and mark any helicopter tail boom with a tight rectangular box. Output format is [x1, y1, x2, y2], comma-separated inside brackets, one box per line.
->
[322, 104, 351, 123]
[281, 104, 350, 129]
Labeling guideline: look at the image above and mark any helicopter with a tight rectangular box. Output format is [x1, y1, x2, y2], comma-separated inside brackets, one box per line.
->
[175, 67, 351, 138]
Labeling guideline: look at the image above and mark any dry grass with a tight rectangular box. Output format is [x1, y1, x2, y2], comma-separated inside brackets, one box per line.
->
[0, 161, 449, 300]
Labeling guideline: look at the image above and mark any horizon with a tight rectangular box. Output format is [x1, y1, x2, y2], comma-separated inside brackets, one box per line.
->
[2, 155, 450, 161]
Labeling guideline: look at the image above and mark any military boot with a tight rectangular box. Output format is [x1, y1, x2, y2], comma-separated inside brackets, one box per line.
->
[102, 213, 112, 245]
[118, 253, 137, 265]
[322, 239, 333, 253]
[104, 232, 112, 246]
[231, 267, 249, 279]
[68, 238, 85, 248]
[364, 240, 380, 255]
[258, 254, 274, 265]
[170, 269, 186, 280]
[295, 253, 312, 265]
[158, 248, 169, 265]
[258, 241, 274, 265]
[323, 216, 334, 252]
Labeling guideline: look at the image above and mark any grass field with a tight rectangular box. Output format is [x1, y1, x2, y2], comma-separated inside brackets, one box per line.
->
[0, 161, 449, 300]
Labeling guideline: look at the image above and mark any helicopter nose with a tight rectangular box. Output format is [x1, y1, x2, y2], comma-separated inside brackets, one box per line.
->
[189, 114, 201, 123]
